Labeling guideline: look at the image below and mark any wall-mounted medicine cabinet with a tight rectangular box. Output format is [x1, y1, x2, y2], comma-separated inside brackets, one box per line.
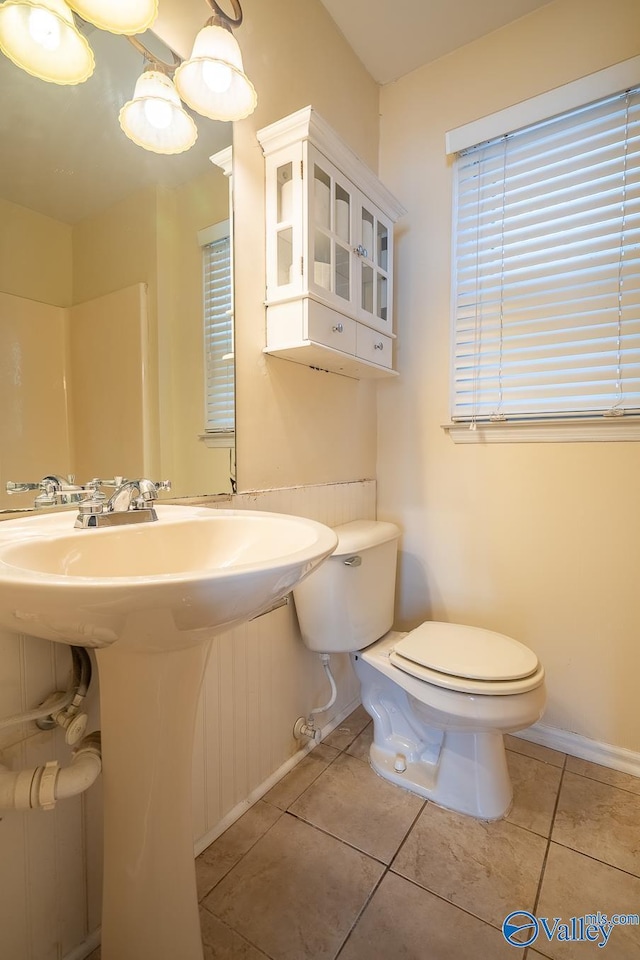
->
[257, 107, 405, 379]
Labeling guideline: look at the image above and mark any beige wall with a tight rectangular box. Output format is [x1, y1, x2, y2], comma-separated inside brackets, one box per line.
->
[69, 284, 149, 481]
[377, 0, 640, 750]
[0, 292, 72, 508]
[232, 0, 381, 490]
[72, 187, 162, 477]
[0, 202, 73, 508]
[0, 198, 72, 307]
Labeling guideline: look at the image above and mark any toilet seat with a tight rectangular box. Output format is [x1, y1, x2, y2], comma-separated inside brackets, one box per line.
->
[389, 622, 545, 696]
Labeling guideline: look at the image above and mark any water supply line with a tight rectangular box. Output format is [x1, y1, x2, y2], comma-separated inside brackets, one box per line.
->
[311, 654, 337, 715]
[293, 653, 337, 742]
[0, 646, 92, 745]
[0, 732, 102, 811]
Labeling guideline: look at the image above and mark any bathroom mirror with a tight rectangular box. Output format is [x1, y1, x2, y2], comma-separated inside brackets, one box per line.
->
[0, 21, 235, 512]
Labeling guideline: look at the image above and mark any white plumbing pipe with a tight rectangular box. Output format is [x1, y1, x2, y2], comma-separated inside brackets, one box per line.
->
[0, 732, 101, 811]
[310, 653, 337, 715]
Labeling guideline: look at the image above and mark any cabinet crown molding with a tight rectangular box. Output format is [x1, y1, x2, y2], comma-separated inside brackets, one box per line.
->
[257, 105, 406, 223]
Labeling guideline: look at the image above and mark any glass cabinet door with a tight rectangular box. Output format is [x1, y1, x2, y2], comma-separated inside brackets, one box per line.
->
[307, 146, 355, 313]
[269, 154, 304, 298]
[355, 199, 393, 334]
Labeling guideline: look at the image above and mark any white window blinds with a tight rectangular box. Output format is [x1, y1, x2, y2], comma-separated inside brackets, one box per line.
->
[452, 85, 640, 423]
[203, 232, 234, 434]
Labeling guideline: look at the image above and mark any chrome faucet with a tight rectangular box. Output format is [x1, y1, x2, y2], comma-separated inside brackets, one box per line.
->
[74, 478, 172, 528]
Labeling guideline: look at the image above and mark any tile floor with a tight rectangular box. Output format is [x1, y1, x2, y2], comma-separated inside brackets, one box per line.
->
[89, 706, 640, 959]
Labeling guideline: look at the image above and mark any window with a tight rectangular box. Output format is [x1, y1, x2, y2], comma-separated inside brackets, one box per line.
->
[451, 83, 640, 432]
[200, 221, 234, 443]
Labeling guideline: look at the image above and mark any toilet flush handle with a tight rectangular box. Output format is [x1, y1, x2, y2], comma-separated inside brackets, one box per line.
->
[343, 556, 361, 567]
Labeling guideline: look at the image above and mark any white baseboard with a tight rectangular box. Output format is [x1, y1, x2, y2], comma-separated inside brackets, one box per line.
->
[63, 928, 101, 960]
[193, 695, 361, 857]
[516, 722, 640, 778]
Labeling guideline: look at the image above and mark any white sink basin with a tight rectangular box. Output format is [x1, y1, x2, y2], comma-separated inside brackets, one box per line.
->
[0, 505, 338, 650]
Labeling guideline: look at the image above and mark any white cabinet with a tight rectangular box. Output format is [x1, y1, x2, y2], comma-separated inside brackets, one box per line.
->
[257, 107, 405, 379]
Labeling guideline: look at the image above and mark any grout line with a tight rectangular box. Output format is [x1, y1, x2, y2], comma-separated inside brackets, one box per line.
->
[200, 903, 275, 960]
[505, 744, 567, 771]
[333, 867, 388, 960]
[549, 839, 640, 881]
[197, 808, 284, 903]
[531, 760, 567, 916]
[387, 865, 525, 938]
[284, 810, 392, 868]
[563, 765, 640, 799]
[387, 798, 428, 868]
[260, 747, 341, 814]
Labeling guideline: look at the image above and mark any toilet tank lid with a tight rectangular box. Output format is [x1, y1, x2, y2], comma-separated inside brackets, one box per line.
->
[332, 520, 400, 556]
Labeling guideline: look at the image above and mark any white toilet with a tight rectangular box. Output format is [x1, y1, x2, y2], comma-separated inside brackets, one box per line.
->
[292, 520, 546, 820]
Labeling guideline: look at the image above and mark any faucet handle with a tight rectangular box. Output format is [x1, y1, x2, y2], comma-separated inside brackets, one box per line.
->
[153, 480, 172, 493]
[6, 481, 42, 494]
[85, 477, 127, 489]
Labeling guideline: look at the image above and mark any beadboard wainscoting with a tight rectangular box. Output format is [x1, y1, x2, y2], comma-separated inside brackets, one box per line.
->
[0, 479, 374, 960]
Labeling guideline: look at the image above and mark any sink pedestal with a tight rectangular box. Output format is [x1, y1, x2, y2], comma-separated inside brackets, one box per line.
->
[96, 640, 212, 960]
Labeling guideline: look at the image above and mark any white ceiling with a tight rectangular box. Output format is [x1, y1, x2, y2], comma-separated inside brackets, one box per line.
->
[319, 0, 552, 85]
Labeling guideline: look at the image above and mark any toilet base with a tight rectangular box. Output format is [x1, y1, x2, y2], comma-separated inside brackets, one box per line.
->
[354, 635, 545, 820]
[369, 729, 512, 820]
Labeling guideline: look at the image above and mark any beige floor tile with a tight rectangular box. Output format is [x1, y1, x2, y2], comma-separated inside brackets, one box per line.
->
[290, 752, 423, 862]
[535, 843, 640, 959]
[262, 741, 338, 811]
[323, 704, 371, 750]
[204, 813, 384, 960]
[505, 735, 566, 768]
[196, 800, 282, 899]
[392, 802, 547, 929]
[565, 756, 640, 796]
[338, 871, 517, 960]
[506, 750, 563, 837]
[345, 722, 373, 762]
[201, 907, 271, 959]
[552, 772, 640, 876]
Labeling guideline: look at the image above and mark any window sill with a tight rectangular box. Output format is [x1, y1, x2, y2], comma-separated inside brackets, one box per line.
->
[199, 433, 235, 449]
[443, 417, 640, 443]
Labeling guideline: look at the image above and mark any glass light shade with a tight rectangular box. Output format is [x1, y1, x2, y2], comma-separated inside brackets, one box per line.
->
[174, 22, 257, 122]
[119, 70, 198, 155]
[0, 0, 94, 84]
[66, 0, 157, 35]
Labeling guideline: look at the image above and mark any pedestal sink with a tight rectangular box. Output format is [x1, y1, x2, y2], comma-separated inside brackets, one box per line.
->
[0, 505, 338, 960]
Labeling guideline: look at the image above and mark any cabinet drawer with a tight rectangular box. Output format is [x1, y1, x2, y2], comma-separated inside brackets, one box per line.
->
[306, 301, 356, 354]
[355, 326, 393, 368]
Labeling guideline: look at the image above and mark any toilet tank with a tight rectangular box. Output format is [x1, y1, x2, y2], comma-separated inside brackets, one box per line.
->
[293, 520, 400, 653]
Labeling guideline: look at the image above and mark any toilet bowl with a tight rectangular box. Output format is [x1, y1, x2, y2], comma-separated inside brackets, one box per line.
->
[292, 520, 546, 820]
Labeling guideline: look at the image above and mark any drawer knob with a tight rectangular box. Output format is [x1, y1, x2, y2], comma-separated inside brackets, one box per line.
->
[332, 323, 344, 333]
[374, 341, 384, 350]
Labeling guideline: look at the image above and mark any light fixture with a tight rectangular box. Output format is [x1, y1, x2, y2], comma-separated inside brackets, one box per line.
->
[174, 0, 256, 122]
[119, 68, 197, 155]
[1, 0, 257, 154]
[66, 0, 158, 36]
[0, 0, 94, 84]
